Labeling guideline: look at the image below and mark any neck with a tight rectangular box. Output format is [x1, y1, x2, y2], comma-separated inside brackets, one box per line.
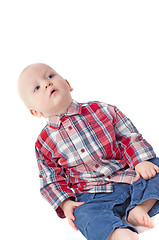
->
[57, 98, 73, 116]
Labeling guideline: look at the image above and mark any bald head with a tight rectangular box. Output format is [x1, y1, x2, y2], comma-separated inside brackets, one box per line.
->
[17, 63, 73, 117]
[18, 63, 56, 108]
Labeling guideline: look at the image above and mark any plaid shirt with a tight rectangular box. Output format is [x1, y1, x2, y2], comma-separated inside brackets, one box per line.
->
[35, 100, 156, 218]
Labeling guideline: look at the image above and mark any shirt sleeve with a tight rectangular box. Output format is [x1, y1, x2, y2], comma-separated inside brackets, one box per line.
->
[35, 145, 76, 218]
[109, 105, 156, 168]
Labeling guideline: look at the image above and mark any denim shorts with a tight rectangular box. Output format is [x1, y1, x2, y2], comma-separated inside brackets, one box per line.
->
[74, 158, 159, 240]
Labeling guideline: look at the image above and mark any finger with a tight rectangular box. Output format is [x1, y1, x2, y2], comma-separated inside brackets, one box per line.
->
[150, 168, 157, 178]
[65, 202, 85, 221]
[133, 173, 141, 182]
[146, 168, 158, 179]
[153, 165, 159, 173]
[145, 170, 153, 179]
[68, 218, 78, 231]
[65, 209, 75, 221]
[69, 211, 76, 221]
[140, 170, 151, 180]
[74, 201, 85, 207]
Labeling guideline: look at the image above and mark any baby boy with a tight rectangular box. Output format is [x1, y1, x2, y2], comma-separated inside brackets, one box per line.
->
[18, 63, 159, 240]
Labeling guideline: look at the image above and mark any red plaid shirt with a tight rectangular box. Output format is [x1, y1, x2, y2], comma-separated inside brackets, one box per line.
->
[35, 100, 156, 218]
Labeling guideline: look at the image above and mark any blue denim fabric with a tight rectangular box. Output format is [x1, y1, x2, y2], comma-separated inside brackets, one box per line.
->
[74, 158, 159, 240]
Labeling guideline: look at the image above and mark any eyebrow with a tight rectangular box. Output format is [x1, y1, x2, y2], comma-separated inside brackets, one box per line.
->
[39, 68, 48, 77]
[43, 68, 55, 79]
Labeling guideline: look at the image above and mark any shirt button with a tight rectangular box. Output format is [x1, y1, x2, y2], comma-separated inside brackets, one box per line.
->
[95, 164, 99, 168]
[107, 175, 111, 179]
[68, 126, 72, 130]
[81, 149, 85, 153]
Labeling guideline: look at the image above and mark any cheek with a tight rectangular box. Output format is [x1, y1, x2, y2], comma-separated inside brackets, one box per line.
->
[58, 80, 70, 91]
[34, 96, 48, 110]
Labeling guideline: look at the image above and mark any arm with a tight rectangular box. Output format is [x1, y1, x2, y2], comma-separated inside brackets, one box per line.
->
[35, 146, 76, 218]
[109, 105, 156, 168]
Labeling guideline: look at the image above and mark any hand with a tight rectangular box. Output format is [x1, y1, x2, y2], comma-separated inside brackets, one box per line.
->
[134, 161, 159, 182]
[60, 198, 85, 230]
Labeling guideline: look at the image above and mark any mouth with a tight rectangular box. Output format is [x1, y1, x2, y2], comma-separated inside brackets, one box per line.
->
[50, 89, 56, 97]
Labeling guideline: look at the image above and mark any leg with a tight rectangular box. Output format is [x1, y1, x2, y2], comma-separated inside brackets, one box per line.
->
[126, 157, 159, 228]
[128, 198, 157, 228]
[107, 228, 139, 240]
[74, 189, 138, 240]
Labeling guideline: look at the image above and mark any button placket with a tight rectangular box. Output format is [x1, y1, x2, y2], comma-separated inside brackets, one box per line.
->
[60, 116, 67, 122]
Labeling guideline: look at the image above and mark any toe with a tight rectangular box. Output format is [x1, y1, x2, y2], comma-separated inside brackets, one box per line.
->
[138, 217, 144, 226]
[149, 219, 154, 228]
[143, 216, 154, 228]
[143, 216, 147, 226]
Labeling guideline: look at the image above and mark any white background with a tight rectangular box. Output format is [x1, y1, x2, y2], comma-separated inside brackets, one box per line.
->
[0, 1, 159, 239]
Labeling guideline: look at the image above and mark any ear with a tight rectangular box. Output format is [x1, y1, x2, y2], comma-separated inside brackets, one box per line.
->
[29, 109, 43, 118]
[65, 79, 73, 91]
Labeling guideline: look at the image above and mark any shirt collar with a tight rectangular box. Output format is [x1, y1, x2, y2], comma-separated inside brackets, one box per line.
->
[47, 100, 82, 129]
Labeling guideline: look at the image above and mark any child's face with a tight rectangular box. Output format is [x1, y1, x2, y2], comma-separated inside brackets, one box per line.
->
[18, 63, 72, 117]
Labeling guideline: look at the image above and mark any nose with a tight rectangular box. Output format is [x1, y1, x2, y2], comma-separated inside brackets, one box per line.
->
[44, 81, 53, 89]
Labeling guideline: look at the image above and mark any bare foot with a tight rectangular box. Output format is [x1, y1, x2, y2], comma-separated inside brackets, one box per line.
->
[107, 228, 139, 240]
[127, 205, 154, 228]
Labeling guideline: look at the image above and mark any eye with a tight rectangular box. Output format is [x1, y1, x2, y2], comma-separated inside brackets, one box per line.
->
[48, 75, 53, 79]
[34, 86, 40, 92]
